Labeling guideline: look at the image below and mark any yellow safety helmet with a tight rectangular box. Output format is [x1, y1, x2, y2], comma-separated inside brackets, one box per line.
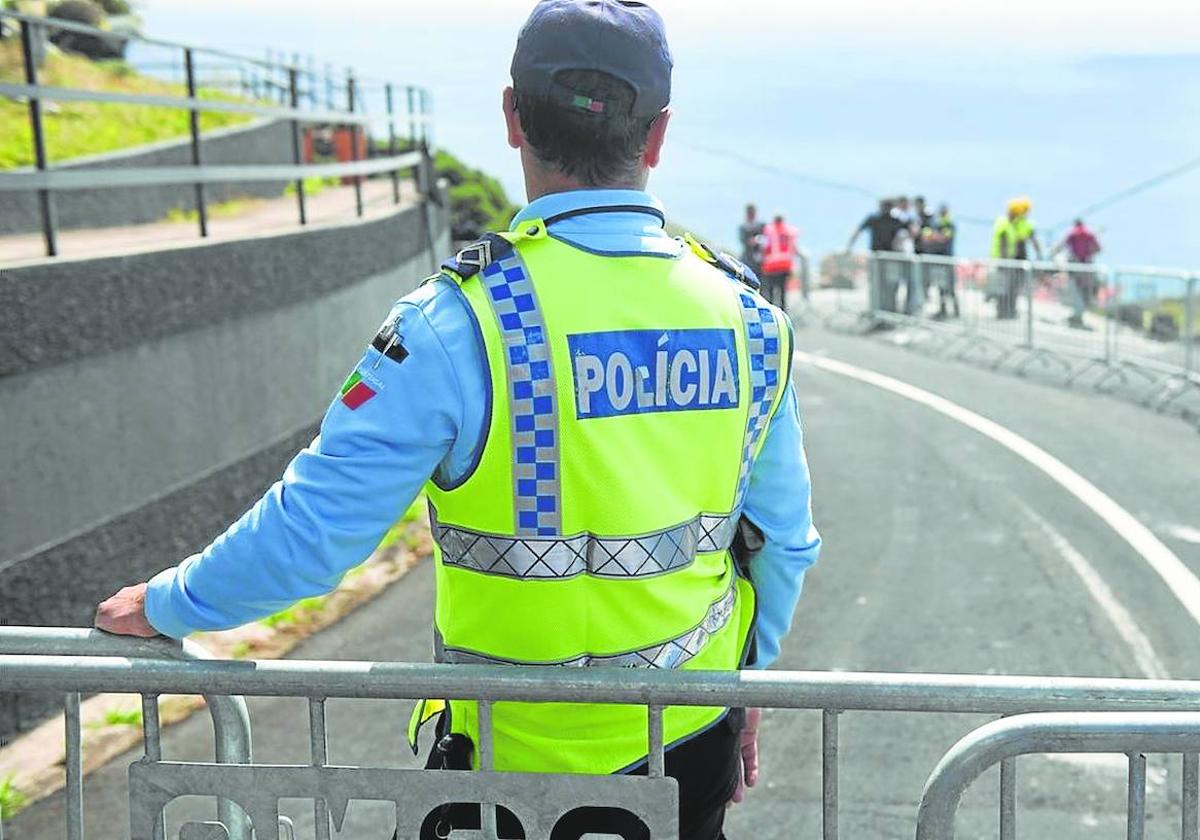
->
[1007, 196, 1032, 216]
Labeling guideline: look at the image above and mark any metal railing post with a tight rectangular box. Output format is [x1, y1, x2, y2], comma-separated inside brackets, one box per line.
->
[1023, 262, 1034, 348]
[822, 709, 840, 840]
[308, 698, 332, 840]
[20, 19, 58, 257]
[421, 88, 433, 148]
[1127, 753, 1146, 840]
[1184, 753, 1199, 840]
[347, 69, 363, 218]
[999, 757, 1016, 840]
[287, 67, 307, 226]
[1185, 276, 1197, 376]
[407, 85, 418, 145]
[385, 82, 401, 205]
[183, 47, 209, 238]
[65, 693, 84, 840]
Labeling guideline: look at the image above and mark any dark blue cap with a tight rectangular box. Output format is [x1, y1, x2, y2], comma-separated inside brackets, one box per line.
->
[511, 0, 673, 119]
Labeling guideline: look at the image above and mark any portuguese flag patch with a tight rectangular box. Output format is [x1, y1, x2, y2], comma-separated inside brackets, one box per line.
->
[339, 371, 377, 410]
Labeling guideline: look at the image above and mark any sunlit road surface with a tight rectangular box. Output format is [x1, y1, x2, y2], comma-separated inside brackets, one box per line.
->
[10, 317, 1200, 838]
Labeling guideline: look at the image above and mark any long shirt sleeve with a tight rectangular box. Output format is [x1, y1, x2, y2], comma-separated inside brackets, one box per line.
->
[144, 290, 467, 638]
[741, 379, 821, 668]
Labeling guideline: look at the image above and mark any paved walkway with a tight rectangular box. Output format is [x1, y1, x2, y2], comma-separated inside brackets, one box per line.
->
[9, 319, 1200, 838]
[1, 178, 415, 266]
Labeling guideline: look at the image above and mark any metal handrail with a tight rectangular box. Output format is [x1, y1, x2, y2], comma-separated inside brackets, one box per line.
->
[1, 12, 434, 258]
[0, 628, 253, 840]
[915, 712, 1200, 840]
[0, 9, 345, 76]
[0, 152, 424, 192]
[0, 81, 378, 126]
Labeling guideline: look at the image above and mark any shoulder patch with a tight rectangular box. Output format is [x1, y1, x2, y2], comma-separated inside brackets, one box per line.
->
[370, 309, 410, 366]
[440, 233, 516, 282]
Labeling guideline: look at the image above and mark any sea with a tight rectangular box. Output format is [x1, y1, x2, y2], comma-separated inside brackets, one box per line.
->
[131, 1, 1200, 272]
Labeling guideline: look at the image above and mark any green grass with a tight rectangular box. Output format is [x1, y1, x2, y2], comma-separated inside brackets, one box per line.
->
[0, 42, 253, 169]
[164, 196, 260, 223]
[284, 174, 341, 198]
[433, 149, 521, 238]
[377, 492, 426, 549]
[259, 595, 328, 629]
[0, 773, 27, 820]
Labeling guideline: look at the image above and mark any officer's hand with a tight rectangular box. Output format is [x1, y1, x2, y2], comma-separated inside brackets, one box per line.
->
[95, 583, 158, 637]
[729, 707, 761, 806]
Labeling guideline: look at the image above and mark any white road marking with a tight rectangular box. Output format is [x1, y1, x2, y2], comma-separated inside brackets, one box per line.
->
[1019, 503, 1169, 679]
[1167, 524, 1200, 545]
[796, 351, 1200, 630]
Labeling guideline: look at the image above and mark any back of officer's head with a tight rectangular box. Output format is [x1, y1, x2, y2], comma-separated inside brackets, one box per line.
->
[508, 1, 673, 190]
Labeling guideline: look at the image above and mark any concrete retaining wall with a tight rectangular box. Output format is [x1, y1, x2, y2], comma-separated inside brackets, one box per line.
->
[0, 200, 449, 740]
[0, 119, 293, 235]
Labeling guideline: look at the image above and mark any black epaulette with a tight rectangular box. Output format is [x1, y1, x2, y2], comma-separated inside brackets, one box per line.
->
[439, 233, 515, 282]
[685, 235, 761, 291]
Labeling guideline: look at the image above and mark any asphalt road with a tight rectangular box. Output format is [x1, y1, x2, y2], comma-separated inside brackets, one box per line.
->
[10, 319, 1200, 839]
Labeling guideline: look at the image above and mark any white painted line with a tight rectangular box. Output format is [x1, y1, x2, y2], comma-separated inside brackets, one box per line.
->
[1167, 524, 1200, 546]
[1019, 503, 1169, 679]
[796, 350, 1200, 628]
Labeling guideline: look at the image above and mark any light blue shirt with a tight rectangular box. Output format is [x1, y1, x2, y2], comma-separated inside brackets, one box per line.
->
[146, 189, 821, 668]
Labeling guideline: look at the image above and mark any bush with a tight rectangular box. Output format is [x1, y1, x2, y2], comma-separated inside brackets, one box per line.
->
[48, 0, 128, 59]
[433, 149, 520, 242]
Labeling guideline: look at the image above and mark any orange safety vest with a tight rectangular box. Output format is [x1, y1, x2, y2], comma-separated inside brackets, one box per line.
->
[760, 221, 797, 275]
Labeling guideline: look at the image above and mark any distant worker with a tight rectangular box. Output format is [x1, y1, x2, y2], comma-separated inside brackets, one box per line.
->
[905, 195, 934, 314]
[990, 196, 1042, 319]
[760, 212, 801, 309]
[738, 203, 765, 277]
[94, 3, 821, 838]
[1053, 218, 1103, 329]
[846, 198, 906, 313]
[921, 203, 958, 319]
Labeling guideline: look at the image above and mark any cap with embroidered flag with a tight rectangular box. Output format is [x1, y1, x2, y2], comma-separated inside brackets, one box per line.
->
[511, 0, 672, 119]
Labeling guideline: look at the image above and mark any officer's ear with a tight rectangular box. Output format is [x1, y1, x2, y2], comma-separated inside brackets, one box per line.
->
[503, 87, 525, 151]
[643, 108, 671, 170]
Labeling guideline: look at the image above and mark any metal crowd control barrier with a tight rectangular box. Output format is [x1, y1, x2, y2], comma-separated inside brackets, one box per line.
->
[0, 11, 434, 258]
[0, 628, 253, 840]
[916, 712, 1200, 840]
[9, 628, 1200, 839]
[826, 251, 1200, 427]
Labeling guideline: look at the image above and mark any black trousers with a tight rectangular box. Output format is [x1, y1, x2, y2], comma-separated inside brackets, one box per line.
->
[405, 711, 742, 840]
[760, 272, 788, 310]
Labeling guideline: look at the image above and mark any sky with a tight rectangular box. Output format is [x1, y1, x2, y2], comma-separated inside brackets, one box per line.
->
[134, 1, 1200, 266]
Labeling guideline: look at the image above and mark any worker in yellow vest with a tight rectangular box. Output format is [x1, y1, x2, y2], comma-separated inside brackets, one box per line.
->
[95, 2, 822, 838]
[990, 197, 1043, 319]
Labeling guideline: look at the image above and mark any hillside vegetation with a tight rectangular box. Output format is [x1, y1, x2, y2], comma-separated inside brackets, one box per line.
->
[0, 41, 250, 169]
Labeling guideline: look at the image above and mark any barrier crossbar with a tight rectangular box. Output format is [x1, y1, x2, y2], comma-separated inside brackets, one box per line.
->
[7, 629, 1200, 839]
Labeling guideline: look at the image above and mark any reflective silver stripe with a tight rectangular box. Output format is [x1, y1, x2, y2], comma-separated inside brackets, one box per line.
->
[433, 510, 740, 581]
[478, 250, 562, 537]
[435, 583, 738, 669]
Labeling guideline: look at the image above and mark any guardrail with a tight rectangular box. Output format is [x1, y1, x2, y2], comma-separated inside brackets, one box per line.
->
[7, 627, 1200, 839]
[812, 251, 1200, 424]
[0, 11, 434, 258]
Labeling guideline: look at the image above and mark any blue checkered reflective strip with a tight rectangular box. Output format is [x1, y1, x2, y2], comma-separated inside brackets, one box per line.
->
[734, 292, 783, 504]
[481, 251, 561, 537]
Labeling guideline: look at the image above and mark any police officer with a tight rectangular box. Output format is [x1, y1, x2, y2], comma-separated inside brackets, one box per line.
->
[95, 3, 821, 838]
